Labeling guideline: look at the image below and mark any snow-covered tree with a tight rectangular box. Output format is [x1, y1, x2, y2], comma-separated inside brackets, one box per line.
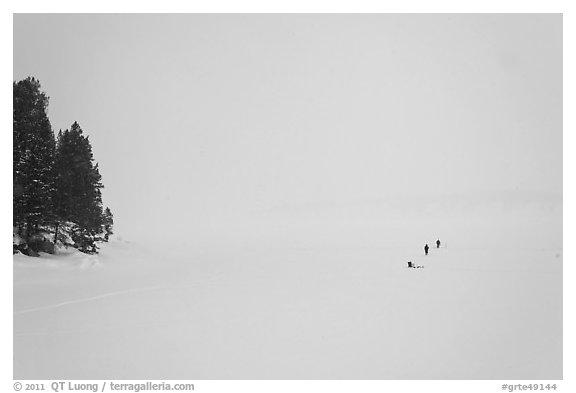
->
[14, 77, 113, 256]
[13, 77, 56, 245]
[53, 122, 104, 253]
[102, 207, 114, 241]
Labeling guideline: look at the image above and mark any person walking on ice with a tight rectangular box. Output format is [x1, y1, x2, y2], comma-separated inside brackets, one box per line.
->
[436, 239, 441, 248]
[424, 243, 429, 255]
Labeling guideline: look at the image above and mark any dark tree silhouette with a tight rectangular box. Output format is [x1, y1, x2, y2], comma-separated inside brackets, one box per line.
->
[53, 122, 104, 253]
[102, 207, 114, 241]
[13, 77, 56, 251]
[14, 77, 113, 256]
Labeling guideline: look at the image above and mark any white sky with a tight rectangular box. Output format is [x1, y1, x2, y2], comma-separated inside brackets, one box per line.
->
[13, 14, 562, 240]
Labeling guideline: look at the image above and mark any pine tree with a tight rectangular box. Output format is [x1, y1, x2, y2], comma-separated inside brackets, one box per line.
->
[53, 122, 104, 253]
[102, 207, 114, 241]
[13, 77, 56, 247]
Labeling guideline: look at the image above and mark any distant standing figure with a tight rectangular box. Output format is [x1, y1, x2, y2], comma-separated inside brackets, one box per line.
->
[436, 239, 441, 248]
[424, 244, 429, 255]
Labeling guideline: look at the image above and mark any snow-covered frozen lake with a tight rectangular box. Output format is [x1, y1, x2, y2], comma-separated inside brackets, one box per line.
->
[13, 204, 562, 379]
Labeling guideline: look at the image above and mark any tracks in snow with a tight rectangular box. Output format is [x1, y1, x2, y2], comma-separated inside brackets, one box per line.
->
[13, 285, 166, 316]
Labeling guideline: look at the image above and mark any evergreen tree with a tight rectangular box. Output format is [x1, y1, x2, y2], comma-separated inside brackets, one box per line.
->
[53, 122, 104, 253]
[13, 77, 112, 256]
[102, 207, 114, 241]
[13, 77, 56, 243]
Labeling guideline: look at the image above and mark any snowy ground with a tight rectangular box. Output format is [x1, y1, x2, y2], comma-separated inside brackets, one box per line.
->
[13, 204, 562, 379]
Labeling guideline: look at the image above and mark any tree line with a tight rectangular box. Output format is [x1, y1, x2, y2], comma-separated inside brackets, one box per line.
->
[13, 77, 113, 256]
